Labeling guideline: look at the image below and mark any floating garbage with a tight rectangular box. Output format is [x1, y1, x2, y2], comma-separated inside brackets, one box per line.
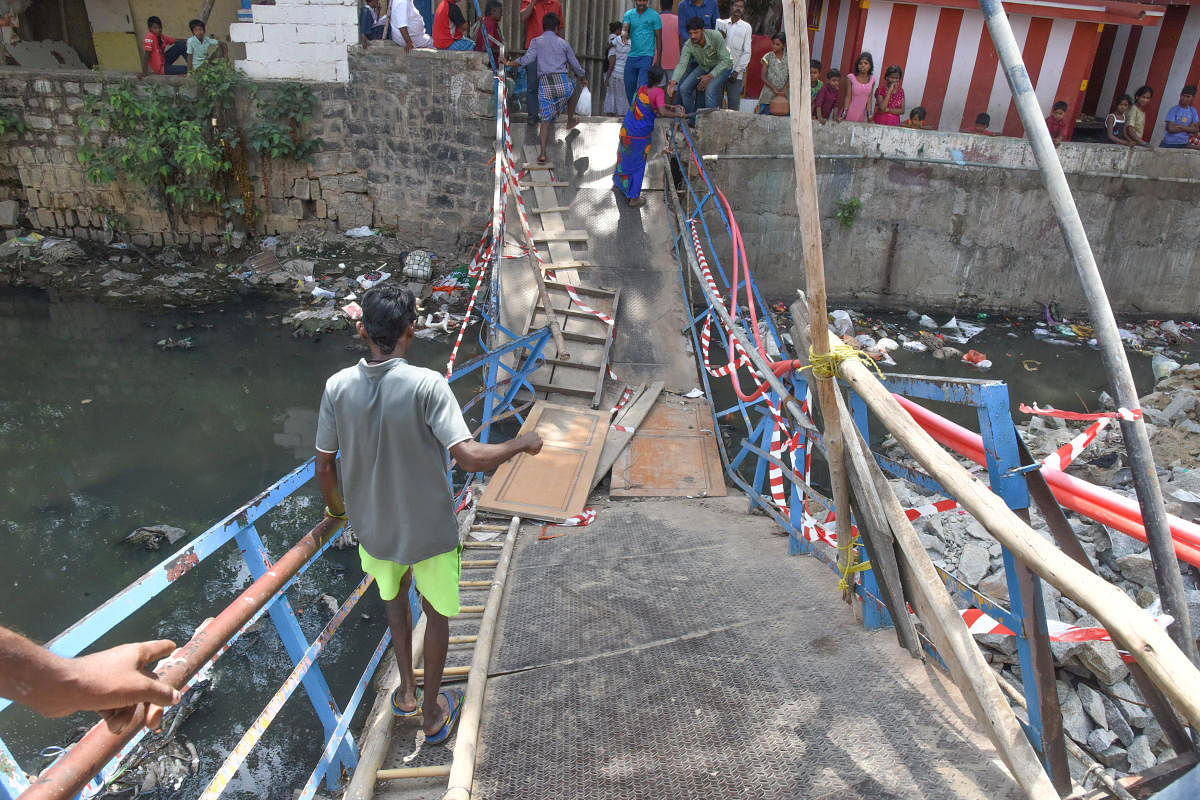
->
[123, 524, 187, 551]
[941, 316, 985, 342]
[918, 314, 937, 329]
[357, 270, 391, 290]
[976, 360, 992, 370]
[875, 337, 899, 352]
[344, 225, 378, 238]
[830, 310, 854, 337]
[855, 334, 877, 349]
[156, 337, 193, 351]
[902, 340, 927, 352]
[1152, 354, 1181, 381]
[961, 349, 988, 365]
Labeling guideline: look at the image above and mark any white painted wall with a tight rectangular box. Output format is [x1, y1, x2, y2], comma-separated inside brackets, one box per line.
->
[230, 0, 358, 83]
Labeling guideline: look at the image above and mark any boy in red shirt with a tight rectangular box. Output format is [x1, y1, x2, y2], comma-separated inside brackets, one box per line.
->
[813, 69, 840, 123]
[1045, 100, 1069, 145]
[140, 16, 187, 76]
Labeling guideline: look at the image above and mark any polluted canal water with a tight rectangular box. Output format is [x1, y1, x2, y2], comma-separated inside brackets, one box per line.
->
[0, 287, 481, 799]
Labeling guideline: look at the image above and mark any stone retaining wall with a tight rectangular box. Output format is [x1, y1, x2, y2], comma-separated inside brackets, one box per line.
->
[697, 113, 1200, 316]
[0, 47, 495, 254]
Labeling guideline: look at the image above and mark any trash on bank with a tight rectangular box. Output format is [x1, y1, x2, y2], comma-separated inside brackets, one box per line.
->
[344, 225, 378, 238]
[357, 270, 391, 290]
[1152, 354, 1181, 381]
[342, 301, 363, 320]
[404, 250, 434, 281]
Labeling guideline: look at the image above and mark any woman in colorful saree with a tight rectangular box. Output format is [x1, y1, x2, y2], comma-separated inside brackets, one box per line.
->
[613, 66, 684, 208]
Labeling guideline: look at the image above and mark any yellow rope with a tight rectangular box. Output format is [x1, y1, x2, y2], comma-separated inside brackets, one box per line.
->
[799, 344, 886, 381]
[835, 531, 872, 593]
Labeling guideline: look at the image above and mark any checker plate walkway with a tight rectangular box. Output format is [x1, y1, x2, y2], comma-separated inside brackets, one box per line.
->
[471, 497, 1024, 799]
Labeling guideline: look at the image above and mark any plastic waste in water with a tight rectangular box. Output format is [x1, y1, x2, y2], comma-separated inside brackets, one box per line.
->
[312, 287, 336, 300]
[902, 340, 927, 352]
[830, 310, 854, 337]
[918, 314, 937, 329]
[875, 337, 899, 351]
[1152, 354, 1181, 381]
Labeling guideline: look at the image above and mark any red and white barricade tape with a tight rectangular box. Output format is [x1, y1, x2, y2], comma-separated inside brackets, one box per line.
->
[962, 608, 1173, 659]
[552, 508, 596, 527]
[610, 386, 634, 415]
[1020, 403, 1142, 422]
[1041, 416, 1112, 472]
[561, 283, 615, 326]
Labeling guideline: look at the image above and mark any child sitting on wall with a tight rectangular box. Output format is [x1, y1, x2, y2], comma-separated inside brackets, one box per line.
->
[901, 106, 927, 129]
[186, 19, 227, 74]
[812, 69, 840, 123]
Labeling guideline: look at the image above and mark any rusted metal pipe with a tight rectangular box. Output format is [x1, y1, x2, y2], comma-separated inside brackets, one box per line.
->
[18, 517, 344, 800]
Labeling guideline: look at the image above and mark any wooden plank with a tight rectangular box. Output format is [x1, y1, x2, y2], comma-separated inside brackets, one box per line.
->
[544, 280, 615, 298]
[591, 382, 664, 490]
[532, 206, 572, 214]
[590, 288, 620, 408]
[545, 358, 602, 370]
[522, 162, 555, 170]
[518, 180, 569, 188]
[529, 382, 594, 399]
[477, 402, 609, 522]
[531, 230, 589, 243]
[541, 261, 594, 269]
[610, 396, 727, 497]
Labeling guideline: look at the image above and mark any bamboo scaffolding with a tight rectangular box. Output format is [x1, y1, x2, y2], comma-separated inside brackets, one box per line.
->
[443, 516, 522, 800]
[977, 0, 1197, 667]
[781, 2, 855, 599]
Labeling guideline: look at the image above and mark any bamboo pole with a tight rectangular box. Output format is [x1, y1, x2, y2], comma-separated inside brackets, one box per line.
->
[830, 351, 1200, 729]
[781, 1, 855, 598]
[443, 516, 522, 800]
[978, 0, 1197, 667]
[377, 765, 452, 780]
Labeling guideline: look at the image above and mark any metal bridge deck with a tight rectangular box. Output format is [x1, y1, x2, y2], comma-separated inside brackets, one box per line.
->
[471, 497, 1023, 800]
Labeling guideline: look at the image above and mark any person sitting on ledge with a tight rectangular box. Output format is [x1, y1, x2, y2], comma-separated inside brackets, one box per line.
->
[1045, 100, 1069, 145]
[186, 19, 226, 74]
[141, 16, 187, 77]
[668, 16, 733, 126]
[1159, 85, 1199, 150]
[391, 0, 435, 51]
[360, 0, 388, 47]
[434, 0, 473, 51]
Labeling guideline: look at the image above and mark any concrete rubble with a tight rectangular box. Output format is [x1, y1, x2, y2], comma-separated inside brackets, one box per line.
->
[878, 362, 1200, 783]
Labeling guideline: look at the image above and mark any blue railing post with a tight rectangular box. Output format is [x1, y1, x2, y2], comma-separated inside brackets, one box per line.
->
[234, 526, 358, 788]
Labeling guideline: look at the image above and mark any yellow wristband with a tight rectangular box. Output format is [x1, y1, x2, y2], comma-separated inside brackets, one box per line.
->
[325, 506, 348, 520]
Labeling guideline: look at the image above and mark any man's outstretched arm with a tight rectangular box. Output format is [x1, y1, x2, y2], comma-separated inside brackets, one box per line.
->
[0, 626, 180, 733]
[451, 432, 542, 473]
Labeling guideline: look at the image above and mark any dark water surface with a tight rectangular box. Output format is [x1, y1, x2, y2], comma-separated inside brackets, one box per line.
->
[0, 288, 480, 798]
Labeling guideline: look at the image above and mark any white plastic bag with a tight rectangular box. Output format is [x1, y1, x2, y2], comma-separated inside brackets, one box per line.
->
[575, 87, 592, 117]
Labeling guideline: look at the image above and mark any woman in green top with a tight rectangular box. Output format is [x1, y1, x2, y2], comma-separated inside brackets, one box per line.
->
[756, 33, 788, 115]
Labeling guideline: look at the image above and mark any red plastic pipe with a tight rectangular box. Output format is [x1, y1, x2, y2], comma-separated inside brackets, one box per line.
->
[892, 394, 1200, 568]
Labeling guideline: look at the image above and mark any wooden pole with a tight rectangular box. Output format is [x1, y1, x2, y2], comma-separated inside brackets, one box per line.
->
[781, 2, 855, 598]
[443, 516, 522, 800]
[832, 354, 1200, 729]
[377, 765, 452, 780]
[978, 0, 1197, 667]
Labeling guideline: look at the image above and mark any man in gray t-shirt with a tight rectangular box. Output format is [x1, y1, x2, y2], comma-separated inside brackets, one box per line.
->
[315, 285, 540, 744]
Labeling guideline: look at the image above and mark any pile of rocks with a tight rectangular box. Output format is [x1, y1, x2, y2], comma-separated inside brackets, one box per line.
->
[884, 366, 1200, 779]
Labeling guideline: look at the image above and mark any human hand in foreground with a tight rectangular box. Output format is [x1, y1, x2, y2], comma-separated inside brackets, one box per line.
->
[516, 432, 543, 456]
[1, 630, 181, 735]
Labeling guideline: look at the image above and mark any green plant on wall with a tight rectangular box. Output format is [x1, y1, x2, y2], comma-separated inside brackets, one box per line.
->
[836, 197, 863, 229]
[0, 106, 27, 135]
[78, 61, 322, 230]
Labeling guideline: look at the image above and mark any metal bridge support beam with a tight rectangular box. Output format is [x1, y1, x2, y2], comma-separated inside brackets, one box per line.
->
[235, 526, 358, 789]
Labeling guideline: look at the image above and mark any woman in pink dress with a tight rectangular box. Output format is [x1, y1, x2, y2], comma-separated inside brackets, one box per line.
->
[841, 51, 875, 122]
[872, 65, 904, 125]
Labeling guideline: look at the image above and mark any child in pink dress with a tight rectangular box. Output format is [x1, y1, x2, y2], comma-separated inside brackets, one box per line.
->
[872, 65, 904, 125]
[841, 51, 875, 122]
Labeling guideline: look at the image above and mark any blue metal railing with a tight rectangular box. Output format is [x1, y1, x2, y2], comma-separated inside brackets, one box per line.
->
[663, 123, 1060, 775]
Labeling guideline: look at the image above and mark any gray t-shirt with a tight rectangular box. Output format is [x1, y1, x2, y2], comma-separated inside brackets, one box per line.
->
[315, 358, 472, 565]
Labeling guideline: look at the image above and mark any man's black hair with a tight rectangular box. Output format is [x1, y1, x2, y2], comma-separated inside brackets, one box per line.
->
[147, 15, 162, 27]
[1183, 84, 1197, 96]
[647, 64, 665, 87]
[610, 21, 623, 34]
[361, 285, 417, 353]
[542, 12, 560, 31]
[909, 106, 926, 120]
[1052, 100, 1068, 111]
[810, 58, 821, 70]
[448, 3, 466, 27]
[826, 68, 840, 79]
[188, 19, 204, 31]
[661, 0, 674, 10]
[484, 0, 502, 12]
[975, 112, 991, 126]
[685, 17, 705, 31]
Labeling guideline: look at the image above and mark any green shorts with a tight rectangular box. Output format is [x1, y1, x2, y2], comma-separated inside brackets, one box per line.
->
[359, 544, 462, 617]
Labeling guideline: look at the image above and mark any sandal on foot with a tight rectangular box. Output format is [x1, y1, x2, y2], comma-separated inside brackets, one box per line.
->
[628, 197, 646, 208]
[391, 686, 422, 718]
[425, 690, 465, 744]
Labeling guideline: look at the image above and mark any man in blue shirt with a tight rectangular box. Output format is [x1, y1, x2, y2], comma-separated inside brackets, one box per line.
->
[1160, 85, 1200, 149]
[622, 0, 662, 103]
[676, 0, 717, 44]
[359, 0, 387, 46]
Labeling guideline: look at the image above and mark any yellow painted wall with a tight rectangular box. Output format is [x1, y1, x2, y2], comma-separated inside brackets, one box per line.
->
[93, 0, 243, 71]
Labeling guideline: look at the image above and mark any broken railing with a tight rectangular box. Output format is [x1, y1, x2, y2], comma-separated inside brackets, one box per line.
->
[663, 113, 1200, 797]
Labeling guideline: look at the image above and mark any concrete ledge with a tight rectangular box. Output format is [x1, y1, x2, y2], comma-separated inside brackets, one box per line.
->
[697, 111, 1200, 315]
